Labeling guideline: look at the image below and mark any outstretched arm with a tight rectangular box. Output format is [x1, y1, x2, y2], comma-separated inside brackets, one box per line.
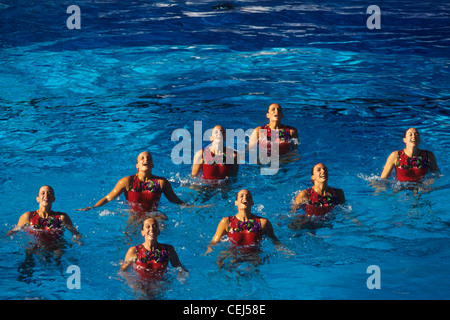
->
[161, 178, 186, 205]
[78, 177, 129, 211]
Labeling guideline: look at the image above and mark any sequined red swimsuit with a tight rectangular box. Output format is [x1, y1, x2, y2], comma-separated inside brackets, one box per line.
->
[28, 211, 64, 243]
[258, 124, 292, 156]
[134, 244, 169, 273]
[124, 175, 162, 213]
[394, 150, 429, 182]
[227, 216, 263, 246]
[202, 147, 233, 180]
[303, 187, 340, 216]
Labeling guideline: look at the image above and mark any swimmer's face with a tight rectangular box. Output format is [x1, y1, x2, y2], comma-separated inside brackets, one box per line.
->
[311, 163, 328, 183]
[210, 125, 225, 143]
[36, 186, 55, 207]
[266, 103, 283, 122]
[235, 189, 254, 209]
[136, 152, 154, 172]
[141, 218, 160, 240]
[403, 128, 420, 147]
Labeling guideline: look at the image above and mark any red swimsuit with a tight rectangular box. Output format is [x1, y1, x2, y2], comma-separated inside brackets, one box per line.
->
[134, 244, 169, 277]
[202, 147, 232, 180]
[28, 211, 64, 243]
[227, 216, 263, 246]
[258, 124, 292, 156]
[303, 187, 340, 217]
[395, 150, 429, 182]
[124, 175, 162, 213]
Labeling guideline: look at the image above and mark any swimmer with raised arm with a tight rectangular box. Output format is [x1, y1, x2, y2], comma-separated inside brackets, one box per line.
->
[380, 127, 439, 182]
[79, 151, 189, 214]
[192, 125, 239, 181]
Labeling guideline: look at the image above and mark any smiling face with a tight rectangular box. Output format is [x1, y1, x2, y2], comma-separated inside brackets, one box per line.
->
[311, 163, 329, 184]
[36, 185, 55, 208]
[136, 151, 154, 173]
[210, 125, 225, 143]
[141, 217, 160, 241]
[234, 189, 254, 210]
[266, 103, 283, 122]
[403, 128, 421, 148]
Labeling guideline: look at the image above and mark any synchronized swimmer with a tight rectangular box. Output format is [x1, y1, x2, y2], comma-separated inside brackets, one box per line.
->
[207, 189, 280, 253]
[192, 125, 239, 181]
[289, 163, 345, 230]
[7, 185, 82, 257]
[78, 151, 188, 214]
[381, 127, 439, 182]
[249, 103, 299, 157]
[8, 186, 81, 240]
[120, 217, 187, 276]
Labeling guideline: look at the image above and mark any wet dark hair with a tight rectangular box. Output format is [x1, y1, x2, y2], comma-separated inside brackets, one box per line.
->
[310, 163, 328, 184]
[136, 151, 152, 164]
[310, 163, 327, 175]
[37, 185, 55, 196]
[141, 217, 159, 230]
[403, 127, 419, 138]
[235, 189, 252, 201]
[267, 103, 282, 112]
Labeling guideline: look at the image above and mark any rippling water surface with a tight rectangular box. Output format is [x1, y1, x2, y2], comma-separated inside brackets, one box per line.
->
[0, 0, 449, 300]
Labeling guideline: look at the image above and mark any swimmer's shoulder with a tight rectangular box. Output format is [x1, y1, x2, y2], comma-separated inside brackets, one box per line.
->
[118, 175, 134, 185]
[295, 189, 309, 203]
[150, 175, 166, 183]
[20, 211, 34, 221]
[332, 188, 345, 203]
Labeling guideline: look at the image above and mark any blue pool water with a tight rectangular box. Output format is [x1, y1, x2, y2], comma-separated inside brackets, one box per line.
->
[1, 0, 449, 300]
